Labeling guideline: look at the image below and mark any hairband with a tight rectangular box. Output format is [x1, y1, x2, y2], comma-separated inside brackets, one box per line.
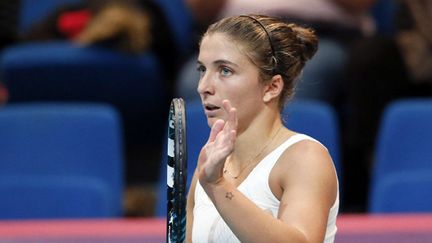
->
[240, 15, 278, 74]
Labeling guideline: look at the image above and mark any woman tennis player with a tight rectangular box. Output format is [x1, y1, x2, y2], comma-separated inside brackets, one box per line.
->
[186, 14, 339, 243]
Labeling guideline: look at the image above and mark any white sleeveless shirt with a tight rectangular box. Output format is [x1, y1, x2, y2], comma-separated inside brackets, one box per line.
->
[192, 134, 339, 243]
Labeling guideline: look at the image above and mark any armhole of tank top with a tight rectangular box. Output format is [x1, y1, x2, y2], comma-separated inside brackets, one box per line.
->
[266, 134, 325, 202]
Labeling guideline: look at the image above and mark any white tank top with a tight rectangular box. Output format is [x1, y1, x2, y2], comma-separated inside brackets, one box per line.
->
[192, 134, 339, 243]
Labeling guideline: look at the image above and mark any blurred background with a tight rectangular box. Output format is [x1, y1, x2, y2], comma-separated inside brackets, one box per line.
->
[0, 0, 431, 241]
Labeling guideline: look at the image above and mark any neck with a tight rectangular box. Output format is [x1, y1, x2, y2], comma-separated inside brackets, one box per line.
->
[230, 111, 284, 170]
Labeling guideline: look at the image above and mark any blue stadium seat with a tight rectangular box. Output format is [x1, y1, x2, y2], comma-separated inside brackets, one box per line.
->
[6, 0, 189, 149]
[0, 41, 167, 145]
[369, 170, 432, 213]
[371, 99, 432, 179]
[156, 99, 342, 216]
[0, 103, 124, 219]
[0, 42, 164, 104]
[369, 98, 432, 213]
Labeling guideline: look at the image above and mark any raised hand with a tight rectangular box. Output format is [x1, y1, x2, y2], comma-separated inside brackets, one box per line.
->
[198, 100, 238, 185]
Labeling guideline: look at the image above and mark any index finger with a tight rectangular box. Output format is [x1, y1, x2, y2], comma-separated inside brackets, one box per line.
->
[222, 100, 238, 133]
[207, 119, 225, 144]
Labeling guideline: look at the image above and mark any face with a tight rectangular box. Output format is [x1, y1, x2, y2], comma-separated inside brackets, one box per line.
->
[197, 33, 266, 130]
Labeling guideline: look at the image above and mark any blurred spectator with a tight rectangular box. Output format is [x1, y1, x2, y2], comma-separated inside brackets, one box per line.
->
[342, 0, 432, 212]
[22, 0, 182, 88]
[176, 0, 377, 103]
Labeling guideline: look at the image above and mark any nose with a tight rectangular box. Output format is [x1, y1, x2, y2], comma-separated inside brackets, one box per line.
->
[197, 72, 215, 96]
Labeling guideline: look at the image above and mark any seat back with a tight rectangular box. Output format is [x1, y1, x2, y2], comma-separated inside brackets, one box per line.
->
[0, 42, 163, 104]
[369, 99, 432, 213]
[0, 103, 124, 219]
[369, 170, 432, 213]
[0, 42, 166, 147]
[282, 100, 342, 179]
[372, 99, 432, 180]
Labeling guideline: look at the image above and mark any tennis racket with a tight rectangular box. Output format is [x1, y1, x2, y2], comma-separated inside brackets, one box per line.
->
[167, 98, 187, 243]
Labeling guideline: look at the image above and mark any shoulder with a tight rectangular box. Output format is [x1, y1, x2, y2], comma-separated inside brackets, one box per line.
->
[271, 135, 337, 196]
[284, 136, 331, 165]
[279, 135, 333, 170]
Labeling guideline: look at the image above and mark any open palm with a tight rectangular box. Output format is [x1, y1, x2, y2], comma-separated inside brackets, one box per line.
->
[198, 100, 238, 185]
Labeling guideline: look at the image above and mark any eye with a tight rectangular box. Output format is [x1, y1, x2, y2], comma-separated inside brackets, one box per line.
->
[196, 64, 206, 77]
[220, 66, 233, 77]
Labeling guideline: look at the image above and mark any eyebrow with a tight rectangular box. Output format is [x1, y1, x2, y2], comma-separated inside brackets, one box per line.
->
[197, 59, 239, 68]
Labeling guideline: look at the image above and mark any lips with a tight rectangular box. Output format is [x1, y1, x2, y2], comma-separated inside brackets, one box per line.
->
[203, 103, 221, 116]
[204, 103, 220, 111]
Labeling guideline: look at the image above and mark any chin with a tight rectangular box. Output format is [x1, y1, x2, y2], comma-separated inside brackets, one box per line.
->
[206, 117, 217, 128]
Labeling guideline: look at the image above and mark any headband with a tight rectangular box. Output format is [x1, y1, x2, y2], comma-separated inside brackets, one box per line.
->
[241, 15, 279, 74]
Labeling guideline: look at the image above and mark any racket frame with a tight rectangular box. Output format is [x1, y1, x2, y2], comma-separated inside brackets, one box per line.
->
[167, 98, 187, 243]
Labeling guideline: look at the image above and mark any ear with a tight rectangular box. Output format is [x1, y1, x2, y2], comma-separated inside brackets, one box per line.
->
[263, 75, 284, 103]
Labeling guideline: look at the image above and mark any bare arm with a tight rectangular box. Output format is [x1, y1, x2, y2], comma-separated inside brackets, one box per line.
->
[276, 141, 337, 242]
[185, 170, 199, 243]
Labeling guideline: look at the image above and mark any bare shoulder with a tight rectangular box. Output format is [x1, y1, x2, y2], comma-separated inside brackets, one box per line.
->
[279, 138, 335, 175]
[270, 137, 337, 200]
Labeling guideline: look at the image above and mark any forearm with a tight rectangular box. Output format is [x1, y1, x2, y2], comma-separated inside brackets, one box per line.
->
[202, 180, 308, 243]
[186, 172, 198, 243]
[186, 203, 194, 243]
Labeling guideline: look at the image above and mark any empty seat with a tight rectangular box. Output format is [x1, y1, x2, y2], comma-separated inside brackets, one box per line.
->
[0, 103, 124, 219]
[369, 98, 432, 213]
[369, 170, 432, 213]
